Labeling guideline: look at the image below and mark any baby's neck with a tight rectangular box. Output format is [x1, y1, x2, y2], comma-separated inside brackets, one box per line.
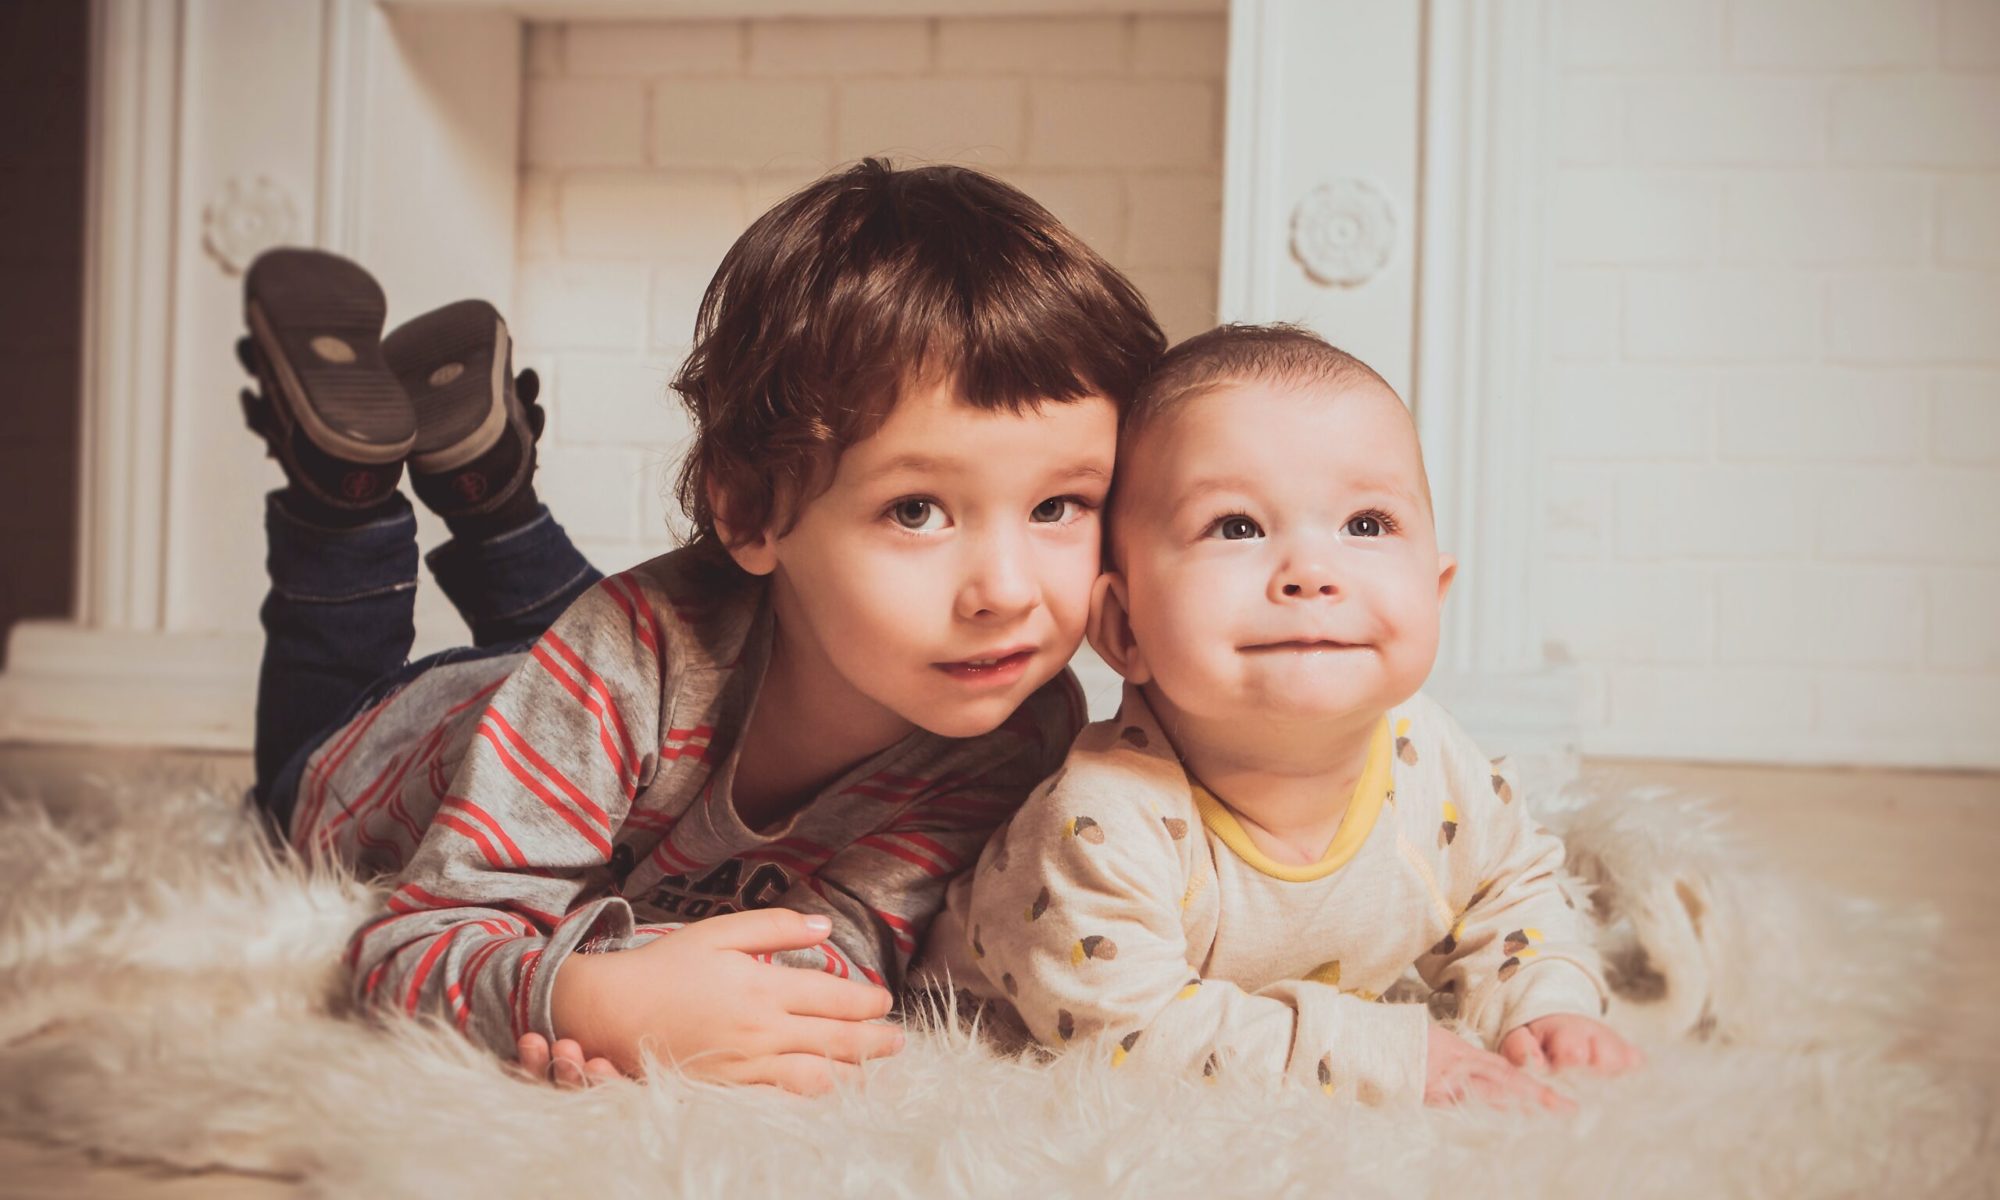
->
[1147, 687, 1383, 867]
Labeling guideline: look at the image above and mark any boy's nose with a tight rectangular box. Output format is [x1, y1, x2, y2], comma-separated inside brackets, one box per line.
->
[957, 537, 1037, 620]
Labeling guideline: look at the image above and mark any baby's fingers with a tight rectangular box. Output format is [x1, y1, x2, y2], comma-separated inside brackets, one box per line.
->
[1498, 1027, 1548, 1071]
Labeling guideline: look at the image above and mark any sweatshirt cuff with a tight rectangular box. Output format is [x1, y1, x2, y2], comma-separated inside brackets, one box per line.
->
[526, 896, 636, 1042]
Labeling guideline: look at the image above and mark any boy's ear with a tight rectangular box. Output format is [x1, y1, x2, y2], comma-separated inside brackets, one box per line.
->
[709, 483, 778, 576]
[1436, 553, 1457, 607]
[1086, 572, 1151, 686]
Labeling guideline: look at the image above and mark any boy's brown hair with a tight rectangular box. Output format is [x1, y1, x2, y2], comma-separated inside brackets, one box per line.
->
[673, 158, 1166, 566]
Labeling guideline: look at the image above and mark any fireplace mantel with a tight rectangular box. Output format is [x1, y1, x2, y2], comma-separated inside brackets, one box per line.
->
[1, 0, 1573, 754]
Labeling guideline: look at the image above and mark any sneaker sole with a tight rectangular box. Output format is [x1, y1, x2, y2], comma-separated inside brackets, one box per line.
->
[243, 249, 414, 465]
[383, 298, 512, 475]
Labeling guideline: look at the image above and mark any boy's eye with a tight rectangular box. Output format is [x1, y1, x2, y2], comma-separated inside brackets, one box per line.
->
[889, 498, 945, 531]
[1205, 515, 1264, 541]
[1345, 510, 1395, 538]
[1030, 496, 1090, 524]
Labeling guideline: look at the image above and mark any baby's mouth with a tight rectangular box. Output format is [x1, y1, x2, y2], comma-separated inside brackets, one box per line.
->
[1240, 639, 1362, 652]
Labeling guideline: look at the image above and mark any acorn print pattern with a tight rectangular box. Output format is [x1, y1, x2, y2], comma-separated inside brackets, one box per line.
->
[1066, 815, 1105, 844]
[1119, 725, 1149, 750]
[1306, 960, 1342, 987]
[1175, 978, 1201, 1001]
[1072, 934, 1119, 965]
[1026, 886, 1050, 921]
[1057, 1009, 1075, 1041]
[1503, 927, 1541, 956]
[1428, 979, 1461, 1021]
[1438, 801, 1459, 848]
[1203, 1052, 1221, 1079]
[1002, 972, 1018, 997]
[1111, 1029, 1143, 1066]
[971, 925, 985, 958]
[1466, 878, 1495, 910]
[1490, 759, 1514, 804]
[1162, 816, 1189, 840]
[1317, 1056, 1336, 1095]
[1395, 717, 1418, 765]
[1431, 919, 1464, 957]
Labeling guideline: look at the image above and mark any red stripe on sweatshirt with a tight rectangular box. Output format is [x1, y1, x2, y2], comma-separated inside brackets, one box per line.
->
[855, 835, 955, 877]
[475, 715, 614, 858]
[439, 795, 529, 866]
[539, 630, 639, 794]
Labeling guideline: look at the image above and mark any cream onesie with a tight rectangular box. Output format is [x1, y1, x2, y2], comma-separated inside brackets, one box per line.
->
[915, 684, 1608, 1104]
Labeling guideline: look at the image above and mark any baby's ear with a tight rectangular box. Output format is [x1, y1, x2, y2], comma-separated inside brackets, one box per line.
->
[1435, 553, 1457, 607]
[708, 483, 778, 576]
[1086, 572, 1151, 685]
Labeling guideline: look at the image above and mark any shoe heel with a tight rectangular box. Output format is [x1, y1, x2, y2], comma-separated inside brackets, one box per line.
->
[243, 249, 415, 464]
[385, 299, 512, 475]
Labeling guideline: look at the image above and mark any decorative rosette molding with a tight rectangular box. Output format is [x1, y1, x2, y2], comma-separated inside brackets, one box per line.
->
[202, 175, 299, 275]
[1288, 177, 1395, 288]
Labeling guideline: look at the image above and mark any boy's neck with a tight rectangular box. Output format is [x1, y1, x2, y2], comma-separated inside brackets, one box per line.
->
[730, 610, 917, 832]
[1144, 684, 1383, 867]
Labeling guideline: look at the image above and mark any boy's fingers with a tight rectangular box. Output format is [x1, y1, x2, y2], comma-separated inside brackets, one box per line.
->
[585, 1057, 622, 1085]
[687, 908, 836, 956]
[713, 1054, 863, 1096]
[779, 971, 897, 1021]
[515, 1034, 550, 1080]
[781, 1016, 905, 1063]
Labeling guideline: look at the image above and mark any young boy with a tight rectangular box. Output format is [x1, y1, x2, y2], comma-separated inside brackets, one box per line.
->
[916, 325, 1640, 1111]
[240, 159, 1165, 1092]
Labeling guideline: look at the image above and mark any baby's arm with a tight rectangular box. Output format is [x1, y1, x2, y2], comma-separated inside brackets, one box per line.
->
[1413, 734, 1630, 1072]
[960, 768, 1429, 1104]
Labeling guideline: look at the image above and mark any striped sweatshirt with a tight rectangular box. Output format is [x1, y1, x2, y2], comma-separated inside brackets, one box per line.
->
[291, 546, 1083, 1059]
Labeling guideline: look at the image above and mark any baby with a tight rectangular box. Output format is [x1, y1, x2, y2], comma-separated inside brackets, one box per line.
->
[917, 324, 1640, 1110]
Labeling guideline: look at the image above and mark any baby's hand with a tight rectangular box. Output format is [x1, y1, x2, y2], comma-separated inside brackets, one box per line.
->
[1425, 1023, 1575, 1114]
[1498, 1013, 1644, 1076]
[513, 1033, 620, 1090]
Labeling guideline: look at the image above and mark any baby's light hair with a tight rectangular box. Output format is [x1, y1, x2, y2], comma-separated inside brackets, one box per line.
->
[1121, 323, 1391, 448]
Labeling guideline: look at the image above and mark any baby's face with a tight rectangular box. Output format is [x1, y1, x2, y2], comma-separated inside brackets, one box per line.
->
[1100, 378, 1454, 731]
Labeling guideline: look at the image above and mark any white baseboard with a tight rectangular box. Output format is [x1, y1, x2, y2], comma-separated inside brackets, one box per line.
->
[0, 621, 260, 750]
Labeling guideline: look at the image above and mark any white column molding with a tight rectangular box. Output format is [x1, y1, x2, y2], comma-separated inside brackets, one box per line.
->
[1411, 0, 1579, 751]
[1, 0, 520, 750]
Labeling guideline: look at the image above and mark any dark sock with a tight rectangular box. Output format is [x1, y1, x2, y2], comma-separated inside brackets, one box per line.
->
[440, 477, 542, 542]
[278, 484, 401, 530]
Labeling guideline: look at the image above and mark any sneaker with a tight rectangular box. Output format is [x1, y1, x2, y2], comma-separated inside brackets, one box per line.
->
[382, 299, 544, 523]
[239, 248, 413, 512]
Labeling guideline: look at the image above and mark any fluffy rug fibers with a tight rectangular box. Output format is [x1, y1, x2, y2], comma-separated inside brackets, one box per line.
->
[0, 763, 1992, 1199]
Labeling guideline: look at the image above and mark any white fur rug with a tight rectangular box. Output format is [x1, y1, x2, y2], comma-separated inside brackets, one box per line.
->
[0, 760, 1993, 1199]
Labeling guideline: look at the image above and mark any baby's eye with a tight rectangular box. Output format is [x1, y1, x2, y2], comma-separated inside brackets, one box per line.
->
[1204, 515, 1264, 541]
[1345, 510, 1396, 538]
[889, 498, 947, 532]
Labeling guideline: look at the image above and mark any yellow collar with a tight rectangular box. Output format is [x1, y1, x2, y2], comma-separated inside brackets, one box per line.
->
[1188, 716, 1393, 882]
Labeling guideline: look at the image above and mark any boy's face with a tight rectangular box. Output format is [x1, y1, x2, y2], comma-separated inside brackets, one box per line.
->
[733, 380, 1117, 741]
[1095, 378, 1454, 734]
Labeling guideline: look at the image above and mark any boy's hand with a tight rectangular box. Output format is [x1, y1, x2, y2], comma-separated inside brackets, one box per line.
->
[549, 908, 904, 1095]
[1425, 1023, 1576, 1114]
[1498, 1013, 1644, 1076]
[514, 1034, 620, 1089]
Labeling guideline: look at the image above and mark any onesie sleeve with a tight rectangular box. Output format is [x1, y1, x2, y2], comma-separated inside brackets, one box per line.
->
[1413, 718, 1607, 1045]
[339, 570, 667, 1059]
[959, 760, 1428, 1104]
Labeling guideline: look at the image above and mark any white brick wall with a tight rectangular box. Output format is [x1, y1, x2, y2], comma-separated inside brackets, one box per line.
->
[515, 16, 1225, 585]
[1546, 0, 2000, 766]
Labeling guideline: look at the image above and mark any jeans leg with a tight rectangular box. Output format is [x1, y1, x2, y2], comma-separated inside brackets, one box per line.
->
[253, 491, 420, 816]
[424, 504, 602, 647]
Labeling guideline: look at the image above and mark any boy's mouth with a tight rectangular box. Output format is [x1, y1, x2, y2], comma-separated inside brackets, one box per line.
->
[935, 646, 1036, 683]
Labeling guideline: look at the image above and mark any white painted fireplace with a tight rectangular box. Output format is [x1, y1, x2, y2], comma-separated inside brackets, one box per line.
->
[0, 0, 1570, 755]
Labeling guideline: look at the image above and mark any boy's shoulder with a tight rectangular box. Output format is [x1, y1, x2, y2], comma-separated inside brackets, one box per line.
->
[595, 545, 767, 674]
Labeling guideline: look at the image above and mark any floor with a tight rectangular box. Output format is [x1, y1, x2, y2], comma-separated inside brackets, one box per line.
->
[0, 743, 1995, 1197]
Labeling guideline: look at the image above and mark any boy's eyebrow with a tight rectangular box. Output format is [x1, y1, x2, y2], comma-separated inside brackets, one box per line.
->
[857, 455, 1112, 486]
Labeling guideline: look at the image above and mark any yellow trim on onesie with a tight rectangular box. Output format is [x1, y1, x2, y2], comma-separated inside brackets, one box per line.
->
[1189, 716, 1393, 882]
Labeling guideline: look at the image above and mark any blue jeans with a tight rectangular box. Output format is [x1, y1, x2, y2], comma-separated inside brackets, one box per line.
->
[253, 492, 601, 833]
